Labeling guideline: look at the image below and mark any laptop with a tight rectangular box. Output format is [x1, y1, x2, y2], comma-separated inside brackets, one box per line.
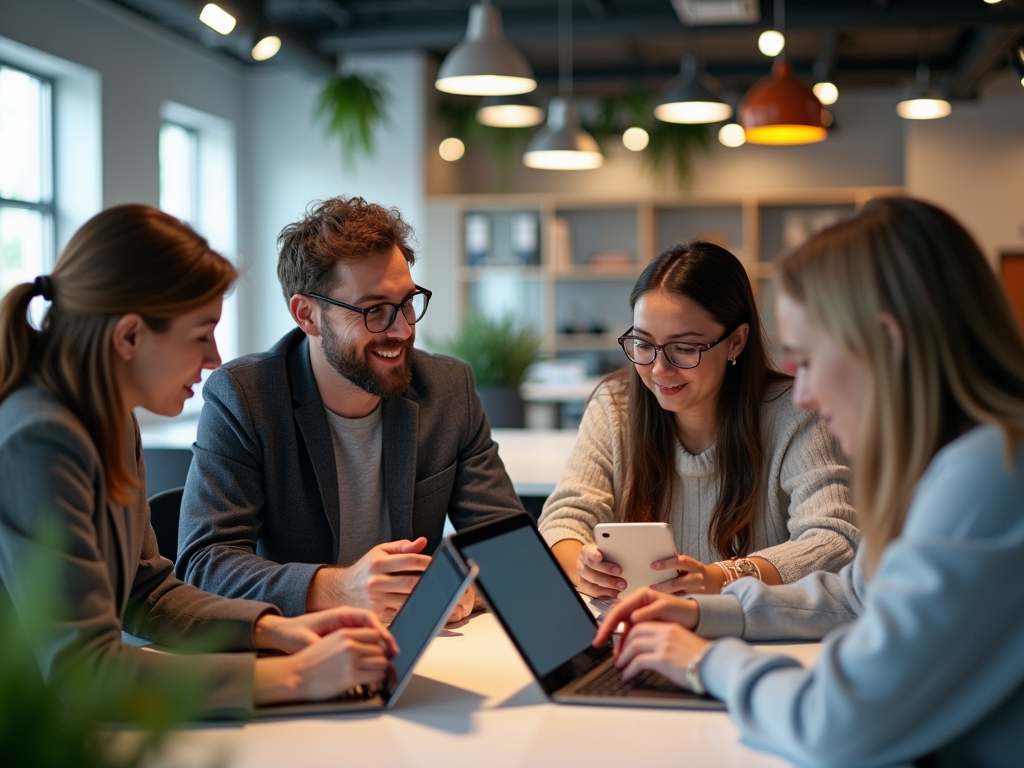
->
[449, 513, 724, 710]
[255, 540, 478, 718]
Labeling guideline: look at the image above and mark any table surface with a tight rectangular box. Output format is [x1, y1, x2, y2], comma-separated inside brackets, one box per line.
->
[140, 611, 815, 768]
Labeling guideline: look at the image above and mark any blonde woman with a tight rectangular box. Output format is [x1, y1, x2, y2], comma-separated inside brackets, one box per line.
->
[595, 197, 1024, 766]
[0, 205, 396, 717]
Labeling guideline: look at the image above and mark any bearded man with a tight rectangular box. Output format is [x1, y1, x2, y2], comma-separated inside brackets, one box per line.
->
[176, 197, 523, 620]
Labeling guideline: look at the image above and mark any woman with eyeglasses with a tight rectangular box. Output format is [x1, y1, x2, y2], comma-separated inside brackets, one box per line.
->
[594, 197, 1024, 766]
[540, 242, 858, 599]
[0, 205, 396, 717]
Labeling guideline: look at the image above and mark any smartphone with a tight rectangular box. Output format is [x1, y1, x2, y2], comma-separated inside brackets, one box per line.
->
[592, 522, 678, 599]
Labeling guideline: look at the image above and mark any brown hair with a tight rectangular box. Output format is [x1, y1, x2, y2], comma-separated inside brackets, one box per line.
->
[779, 197, 1024, 573]
[617, 242, 790, 558]
[0, 204, 236, 503]
[276, 196, 416, 302]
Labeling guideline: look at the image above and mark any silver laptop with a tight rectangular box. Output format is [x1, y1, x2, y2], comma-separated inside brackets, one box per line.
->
[256, 540, 477, 718]
[449, 513, 724, 710]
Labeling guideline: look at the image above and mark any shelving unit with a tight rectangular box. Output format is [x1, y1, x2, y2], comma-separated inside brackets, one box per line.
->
[425, 187, 901, 367]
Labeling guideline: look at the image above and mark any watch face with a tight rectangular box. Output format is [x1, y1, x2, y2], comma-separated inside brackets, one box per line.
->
[735, 560, 757, 577]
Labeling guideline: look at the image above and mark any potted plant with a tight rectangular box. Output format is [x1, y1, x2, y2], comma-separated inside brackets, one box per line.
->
[433, 314, 540, 428]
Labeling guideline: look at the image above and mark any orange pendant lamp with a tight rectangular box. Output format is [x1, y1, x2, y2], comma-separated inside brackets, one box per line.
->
[739, 61, 826, 145]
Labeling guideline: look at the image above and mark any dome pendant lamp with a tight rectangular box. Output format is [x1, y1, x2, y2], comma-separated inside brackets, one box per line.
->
[739, 61, 826, 145]
[435, 0, 537, 96]
[522, 0, 603, 170]
[896, 64, 951, 120]
[654, 56, 733, 125]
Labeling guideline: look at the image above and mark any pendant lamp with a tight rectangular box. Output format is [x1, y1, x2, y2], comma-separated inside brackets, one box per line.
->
[896, 64, 951, 120]
[477, 94, 545, 127]
[738, 61, 826, 145]
[654, 56, 733, 125]
[435, 1, 536, 96]
[522, 0, 603, 170]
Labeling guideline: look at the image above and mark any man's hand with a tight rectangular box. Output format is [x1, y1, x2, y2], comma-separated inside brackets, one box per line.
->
[446, 584, 476, 624]
[592, 588, 700, 649]
[306, 537, 432, 620]
[254, 608, 400, 655]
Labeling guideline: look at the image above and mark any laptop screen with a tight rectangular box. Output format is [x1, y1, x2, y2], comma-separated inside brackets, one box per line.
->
[461, 525, 597, 677]
[388, 545, 468, 683]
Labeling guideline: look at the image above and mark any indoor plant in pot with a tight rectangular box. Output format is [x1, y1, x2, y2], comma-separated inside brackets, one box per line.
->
[434, 314, 540, 428]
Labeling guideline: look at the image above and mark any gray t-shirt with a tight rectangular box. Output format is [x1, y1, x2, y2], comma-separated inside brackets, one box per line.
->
[324, 405, 391, 567]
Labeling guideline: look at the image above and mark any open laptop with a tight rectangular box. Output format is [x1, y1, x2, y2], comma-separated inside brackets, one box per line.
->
[449, 513, 724, 710]
[256, 540, 477, 718]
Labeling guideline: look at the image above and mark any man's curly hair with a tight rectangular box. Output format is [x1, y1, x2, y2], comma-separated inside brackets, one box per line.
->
[276, 196, 416, 302]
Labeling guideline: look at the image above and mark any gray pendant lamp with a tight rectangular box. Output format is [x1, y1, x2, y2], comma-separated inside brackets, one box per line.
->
[477, 94, 545, 127]
[654, 56, 733, 124]
[435, 0, 536, 96]
[522, 0, 603, 170]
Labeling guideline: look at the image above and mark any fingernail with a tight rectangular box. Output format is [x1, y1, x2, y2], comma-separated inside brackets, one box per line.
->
[612, 567, 621, 576]
[651, 562, 661, 570]
[617, 581, 627, 589]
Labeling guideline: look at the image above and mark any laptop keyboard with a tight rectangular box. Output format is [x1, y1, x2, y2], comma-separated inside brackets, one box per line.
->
[575, 664, 681, 696]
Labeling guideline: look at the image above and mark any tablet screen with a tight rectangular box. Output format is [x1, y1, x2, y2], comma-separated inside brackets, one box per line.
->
[462, 525, 596, 677]
[388, 546, 466, 683]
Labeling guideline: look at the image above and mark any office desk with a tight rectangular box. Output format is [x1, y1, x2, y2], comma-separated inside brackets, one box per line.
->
[139, 611, 816, 768]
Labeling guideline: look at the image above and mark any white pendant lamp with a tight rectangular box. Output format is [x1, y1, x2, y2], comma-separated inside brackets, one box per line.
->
[522, 0, 603, 170]
[897, 63, 951, 120]
[477, 94, 545, 127]
[654, 56, 733, 124]
[435, 1, 536, 96]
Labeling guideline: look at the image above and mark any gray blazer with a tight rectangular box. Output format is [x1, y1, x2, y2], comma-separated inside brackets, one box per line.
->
[0, 384, 278, 718]
[177, 329, 523, 616]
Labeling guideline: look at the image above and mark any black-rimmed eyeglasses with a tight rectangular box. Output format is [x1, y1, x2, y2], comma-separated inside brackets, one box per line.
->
[617, 326, 736, 369]
[306, 286, 432, 333]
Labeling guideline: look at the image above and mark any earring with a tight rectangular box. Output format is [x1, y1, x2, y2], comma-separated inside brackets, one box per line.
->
[730, 357, 737, 366]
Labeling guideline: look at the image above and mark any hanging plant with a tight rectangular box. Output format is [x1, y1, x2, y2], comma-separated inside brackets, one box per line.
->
[588, 89, 711, 185]
[315, 72, 391, 171]
[437, 96, 534, 192]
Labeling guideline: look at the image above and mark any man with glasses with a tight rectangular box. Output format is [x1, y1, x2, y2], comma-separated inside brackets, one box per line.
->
[177, 196, 524, 620]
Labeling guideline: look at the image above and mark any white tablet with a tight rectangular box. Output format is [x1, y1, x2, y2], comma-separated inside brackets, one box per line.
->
[593, 522, 677, 598]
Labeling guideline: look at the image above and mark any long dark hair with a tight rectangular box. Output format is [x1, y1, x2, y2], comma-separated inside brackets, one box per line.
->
[0, 205, 236, 503]
[617, 241, 789, 558]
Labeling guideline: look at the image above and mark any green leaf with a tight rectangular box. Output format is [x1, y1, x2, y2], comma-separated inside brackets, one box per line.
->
[315, 73, 391, 171]
[430, 314, 540, 387]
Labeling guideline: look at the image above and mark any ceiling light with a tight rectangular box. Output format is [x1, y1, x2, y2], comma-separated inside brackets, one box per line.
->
[897, 64, 951, 120]
[718, 123, 746, 147]
[1010, 44, 1024, 87]
[199, 3, 236, 35]
[739, 61, 826, 145]
[251, 35, 281, 61]
[435, 1, 536, 96]
[758, 30, 785, 57]
[654, 56, 733, 124]
[477, 95, 544, 127]
[983, 0, 1003, 4]
[812, 81, 838, 105]
[523, 96, 603, 169]
[439, 137, 466, 161]
[622, 127, 649, 151]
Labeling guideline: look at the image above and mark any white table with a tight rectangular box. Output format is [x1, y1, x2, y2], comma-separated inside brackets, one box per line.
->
[141, 611, 816, 768]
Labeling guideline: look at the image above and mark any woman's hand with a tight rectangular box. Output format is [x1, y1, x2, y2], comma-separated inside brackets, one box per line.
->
[253, 607, 396, 655]
[649, 555, 727, 595]
[253, 608, 398, 705]
[576, 543, 627, 599]
[614, 621, 712, 690]
[593, 587, 700, 649]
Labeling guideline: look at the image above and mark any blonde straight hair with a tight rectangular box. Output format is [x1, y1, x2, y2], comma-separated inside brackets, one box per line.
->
[0, 205, 236, 503]
[779, 197, 1024, 574]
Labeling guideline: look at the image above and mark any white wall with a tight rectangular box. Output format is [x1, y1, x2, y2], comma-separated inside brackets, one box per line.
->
[240, 51, 429, 354]
[906, 72, 1024, 267]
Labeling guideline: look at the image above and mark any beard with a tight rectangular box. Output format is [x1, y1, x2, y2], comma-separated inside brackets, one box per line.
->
[321, 320, 414, 397]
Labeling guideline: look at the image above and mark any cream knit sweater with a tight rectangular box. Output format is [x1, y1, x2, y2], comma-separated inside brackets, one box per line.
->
[538, 379, 860, 583]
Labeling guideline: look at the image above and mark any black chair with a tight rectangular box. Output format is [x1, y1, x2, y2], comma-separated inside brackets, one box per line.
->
[147, 486, 184, 563]
[141, 448, 193, 498]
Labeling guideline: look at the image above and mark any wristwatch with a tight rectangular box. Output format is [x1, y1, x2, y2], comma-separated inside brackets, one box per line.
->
[685, 642, 714, 695]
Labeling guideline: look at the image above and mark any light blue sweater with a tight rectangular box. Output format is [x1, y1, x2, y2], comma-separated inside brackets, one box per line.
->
[690, 425, 1024, 768]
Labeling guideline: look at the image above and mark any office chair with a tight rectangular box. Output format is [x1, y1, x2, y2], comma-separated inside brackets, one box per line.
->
[147, 486, 184, 563]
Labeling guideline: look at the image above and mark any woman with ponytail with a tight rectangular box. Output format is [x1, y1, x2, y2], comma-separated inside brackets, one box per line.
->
[540, 242, 858, 598]
[0, 205, 397, 717]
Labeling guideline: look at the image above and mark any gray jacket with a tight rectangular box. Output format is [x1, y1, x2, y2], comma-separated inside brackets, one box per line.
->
[177, 329, 523, 616]
[0, 384, 276, 718]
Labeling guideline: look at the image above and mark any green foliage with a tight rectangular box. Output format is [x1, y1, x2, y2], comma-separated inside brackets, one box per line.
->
[437, 96, 533, 192]
[432, 314, 540, 387]
[588, 88, 711, 185]
[0, 519, 217, 768]
[315, 73, 391, 171]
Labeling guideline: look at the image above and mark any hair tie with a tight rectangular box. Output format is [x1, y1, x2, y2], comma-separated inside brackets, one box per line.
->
[32, 275, 54, 302]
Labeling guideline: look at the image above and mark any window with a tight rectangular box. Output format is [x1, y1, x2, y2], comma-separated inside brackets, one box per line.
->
[0, 64, 54, 299]
[159, 122, 198, 227]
